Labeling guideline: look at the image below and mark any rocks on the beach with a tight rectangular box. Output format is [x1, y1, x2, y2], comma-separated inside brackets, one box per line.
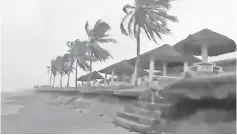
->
[75, 108, 83, 113]
[99, 114, 104, 117]
[68, 105, 77, 109]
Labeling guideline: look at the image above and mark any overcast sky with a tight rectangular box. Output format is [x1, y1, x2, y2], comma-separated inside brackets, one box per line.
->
[1, 0, 237, 92]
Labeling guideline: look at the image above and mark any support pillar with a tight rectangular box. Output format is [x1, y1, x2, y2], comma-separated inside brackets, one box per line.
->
[201, 44, 208, 62]
[149, 57, 155, 87]
[163, 62, 167, 76]
[183, 61, 189, 73]
[104, 73, 108, 86]
[111, 70, 115, 84]
[131, 73, 134, 85]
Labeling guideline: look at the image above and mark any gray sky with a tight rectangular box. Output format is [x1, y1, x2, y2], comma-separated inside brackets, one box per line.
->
[1, 0, 237, 92]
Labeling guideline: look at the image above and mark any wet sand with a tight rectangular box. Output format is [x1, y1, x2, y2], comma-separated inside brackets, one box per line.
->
[1, 91, 137, 134]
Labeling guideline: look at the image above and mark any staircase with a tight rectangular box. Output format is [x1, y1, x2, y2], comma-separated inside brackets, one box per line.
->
[113, 101, 171, 133]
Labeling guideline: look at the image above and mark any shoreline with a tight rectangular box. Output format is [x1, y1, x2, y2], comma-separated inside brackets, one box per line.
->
[1, 91, 137, 134]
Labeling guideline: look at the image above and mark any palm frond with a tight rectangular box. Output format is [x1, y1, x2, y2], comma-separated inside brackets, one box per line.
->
[120, 11, 134, 36]
[92, 20, 111, 39]
[136, 0, 172, 9]
[127, 14, 136, 35]
[96, 38, 117, 43]
[76, 57, 90, 71]
[85, 21, 92, 37]
[72, 40, 88, 57]
[140, 23, 152, 40]
[146, 0, 173, 10]
[90, 43, 113, 62]
[66, 41, 74, 51]
[150, 10, 178, 22]
[121, 0, 177, 46]
[133, 16, 140, 38]
[53, 56, 64, 72]
[62, 53, 71, 63]
[123, 4, 135, 13]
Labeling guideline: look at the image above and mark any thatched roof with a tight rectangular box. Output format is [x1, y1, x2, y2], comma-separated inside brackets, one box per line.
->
[98, 60, 149, 77]
[173, 29, 236, 56]
[128, 44, 200, 70]
[77, 71, 104, 82]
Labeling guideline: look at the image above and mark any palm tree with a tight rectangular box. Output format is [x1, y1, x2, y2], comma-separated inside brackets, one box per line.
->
[63, 60, 75, 87]
[66, 41, 75, 87]
[67, 39, 90, 88]
[120, 0, 178, 85]
[61, 53, 75, 87]
[51, 59, 57, 87]
[84, 19, 117, 89]
[54, 55, 69, 88]
[54, 56, 63, 88]
[46, 65, 52, 86]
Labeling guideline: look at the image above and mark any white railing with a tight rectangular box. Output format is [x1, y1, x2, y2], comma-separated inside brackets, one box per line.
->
[189, 62, 223, 74]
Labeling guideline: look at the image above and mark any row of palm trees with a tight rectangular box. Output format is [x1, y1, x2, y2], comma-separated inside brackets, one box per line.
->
[47, 20, 117, 88]
[47, 0, 178, 89]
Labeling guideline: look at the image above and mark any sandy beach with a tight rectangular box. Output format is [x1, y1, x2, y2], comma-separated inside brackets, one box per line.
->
[1, 91, 137, 134]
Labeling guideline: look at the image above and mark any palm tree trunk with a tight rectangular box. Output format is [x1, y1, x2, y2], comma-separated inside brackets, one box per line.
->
[132, 26, 141, 86]
[75, 60, 78, 88]
[88, 49, 92, 90]
[49, 72, 53, 86]
[53, 75, 56, 87]
[67, 73, 70, 88]
[60, 73, 63, 88]
[67, 62, 73, 88]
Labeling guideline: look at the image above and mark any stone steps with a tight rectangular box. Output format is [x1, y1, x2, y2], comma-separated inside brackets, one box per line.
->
[133, 102, 171, 112]
[116, 111, 157, 125]
[113, 101, 170, 133]
[124, 106, 161, 120]
[113, 115, 152, 134]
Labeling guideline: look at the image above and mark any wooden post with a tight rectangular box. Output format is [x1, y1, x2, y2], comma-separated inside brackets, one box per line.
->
[149, 57, 155, 87]
[163, 62, 167, 76]
[201, 44, 208, 62]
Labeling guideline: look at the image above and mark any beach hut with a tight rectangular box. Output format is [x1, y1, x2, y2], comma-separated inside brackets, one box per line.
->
[128, 44, 200, 85]
[77, 71, 104, 86]
[173, 28, 236, 73]
[98, 60, 149, 85]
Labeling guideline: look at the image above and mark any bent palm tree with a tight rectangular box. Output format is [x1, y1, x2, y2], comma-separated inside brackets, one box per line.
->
[54, 56, 64, 88]
[61, 53, 75, 87]
[120, 0, 178, 85]
[46, 65, 52, 86]
[50, 59, 57, 87]
[85, 19, 117, 89]
[54, 55, 70, 88]
[68, 39, 90, 88]
[66, 41, 75, 87]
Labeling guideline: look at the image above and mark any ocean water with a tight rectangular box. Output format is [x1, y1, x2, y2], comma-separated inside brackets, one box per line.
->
[1, 90, 137, 134]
